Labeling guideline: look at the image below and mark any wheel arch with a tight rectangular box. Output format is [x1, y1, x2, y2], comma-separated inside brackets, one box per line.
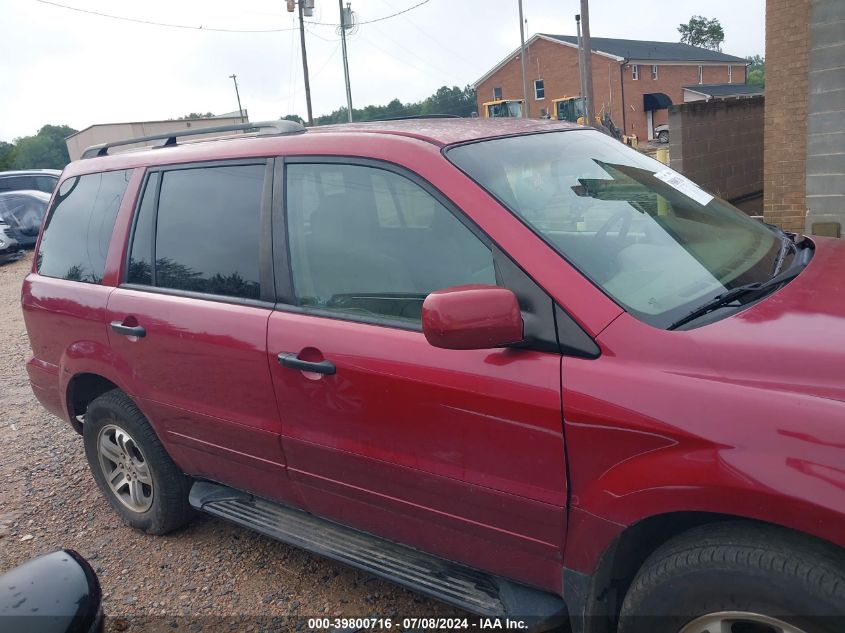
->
[566, 510, 844, 633]
[65, 373, 123, 433]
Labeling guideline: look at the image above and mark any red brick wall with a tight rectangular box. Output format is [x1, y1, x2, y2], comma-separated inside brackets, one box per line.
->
[476, 37, 744, 140]
[764, 0, 810, 232]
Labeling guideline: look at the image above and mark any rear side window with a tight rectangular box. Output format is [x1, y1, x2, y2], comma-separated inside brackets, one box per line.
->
[0, 176, 32, 192]
[127, 164, 264, 300]
[37, 170, 131, 283]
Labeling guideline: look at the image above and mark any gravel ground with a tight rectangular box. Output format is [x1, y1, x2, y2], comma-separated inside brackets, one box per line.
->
[0, 252, 466, 632]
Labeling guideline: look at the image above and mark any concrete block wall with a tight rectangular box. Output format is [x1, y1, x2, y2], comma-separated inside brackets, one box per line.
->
[669, 96, 764, 204]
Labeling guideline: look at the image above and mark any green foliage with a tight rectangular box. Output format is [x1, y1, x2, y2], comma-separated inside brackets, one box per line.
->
[0, 142, 15, 170]
[282, 114, 306, 125]
[7, 124, 77, 170]
[678, 15, 725, 51]
[299, 85, 477, 126]
[746, 54, 765, 87]
[178, 112, 216, 119]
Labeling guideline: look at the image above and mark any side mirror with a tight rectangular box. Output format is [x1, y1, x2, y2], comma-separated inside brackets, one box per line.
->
[422, 285, 524, 350]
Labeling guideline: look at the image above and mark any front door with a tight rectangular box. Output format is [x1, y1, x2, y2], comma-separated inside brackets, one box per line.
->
[267, 159, 566, 590]
[107, 161, 300, 506]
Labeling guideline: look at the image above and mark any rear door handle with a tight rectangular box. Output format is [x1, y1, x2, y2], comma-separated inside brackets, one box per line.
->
[110, 321, 146, 338]
[277, 352, 336, 375]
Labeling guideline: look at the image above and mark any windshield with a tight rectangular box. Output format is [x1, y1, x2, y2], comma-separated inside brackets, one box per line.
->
[447, 130, 785, 329]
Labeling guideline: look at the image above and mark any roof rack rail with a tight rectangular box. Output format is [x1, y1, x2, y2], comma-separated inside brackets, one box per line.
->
[370, 114, 462, 122]
[80, 120, 306, 159]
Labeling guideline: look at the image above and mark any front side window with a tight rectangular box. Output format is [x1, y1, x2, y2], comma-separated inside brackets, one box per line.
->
[127, 164, 264, 300]
[0, 176, 32, 192]
[448, 130, 785, 329]
[534, 79, 545, 100]
[37, 169, 131, 283]
[286, 163, 495, 325]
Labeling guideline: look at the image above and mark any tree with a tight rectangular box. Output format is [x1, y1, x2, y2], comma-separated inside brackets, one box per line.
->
[0, 142, 15, 170]
[178, 112, 216, 119]
[281, 114, 306, 125]
[11, 124, 77, 170]
[746, 54, 765, 87]
[309, 85, 477, 126]
[678, 16, 725, 51]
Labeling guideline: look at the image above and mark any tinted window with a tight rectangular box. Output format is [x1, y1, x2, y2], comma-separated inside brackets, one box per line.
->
[0, 176, 32, 192]
[33, 176, 58, 193]
[127, 172, 159, 285]
[37, 170, 131, 283]
[153, 165, 263, 299]
[286, 163, 495, 324]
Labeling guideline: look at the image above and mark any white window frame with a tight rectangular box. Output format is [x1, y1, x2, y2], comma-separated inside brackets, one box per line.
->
[534, 79, 545, 100]
[652, 65, 659, 80]
[493, 86, 502, 100]
[728, 65, 733, 83]
[632, 64, 639, 80]
[698, 65, 703, 84]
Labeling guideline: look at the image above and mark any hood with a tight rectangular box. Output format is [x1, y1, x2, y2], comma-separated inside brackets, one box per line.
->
[599, 237, 845, 404]
[685, 237, 845, 402]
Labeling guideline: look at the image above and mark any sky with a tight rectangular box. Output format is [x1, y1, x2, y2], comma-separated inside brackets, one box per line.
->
[1, 0, 766, 142]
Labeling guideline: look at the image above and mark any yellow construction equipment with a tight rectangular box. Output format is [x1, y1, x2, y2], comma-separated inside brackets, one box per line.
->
[482, 99, 524, 118]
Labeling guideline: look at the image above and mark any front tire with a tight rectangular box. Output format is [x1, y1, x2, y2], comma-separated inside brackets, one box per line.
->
[618, 522, 845, 633]
[83, 390, 193, 535]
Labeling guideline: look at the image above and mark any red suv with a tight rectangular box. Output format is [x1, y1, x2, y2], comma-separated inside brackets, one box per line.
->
[22, 119, 845, 633]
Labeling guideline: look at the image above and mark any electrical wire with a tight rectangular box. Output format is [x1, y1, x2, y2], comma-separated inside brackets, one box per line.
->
[34, 0, 432, 33]
[34, 0, 300, 32]
[304, 0, 431, 27]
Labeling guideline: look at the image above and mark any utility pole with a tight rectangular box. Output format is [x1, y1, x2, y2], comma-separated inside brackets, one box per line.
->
[339, 1, 353, 122]
[517, 0, 529, 118]
[297, 1, 314, 125]
[579, 0, 596, 126]
[576, 15, 586, 115]
[229, 74, 245, 123]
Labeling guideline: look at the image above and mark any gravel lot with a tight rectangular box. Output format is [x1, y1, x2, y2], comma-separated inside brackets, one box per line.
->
[0, 252, 465, 632]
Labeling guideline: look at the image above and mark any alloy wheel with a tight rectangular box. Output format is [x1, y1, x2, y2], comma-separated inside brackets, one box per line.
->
[96, 423, 154, 512]
[679, 612, 808, 633]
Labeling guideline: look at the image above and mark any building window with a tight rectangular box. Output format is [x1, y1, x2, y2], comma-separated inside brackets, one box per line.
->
[632, 64, 639, 80]
[652, 65, 659, 80]
[698, 65, 703, 84]
[728, 65, 733, 83]
[493, 86, 502, 100]
[534, 79, 545, 100]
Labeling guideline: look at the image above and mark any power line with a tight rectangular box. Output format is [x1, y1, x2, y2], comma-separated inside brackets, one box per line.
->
[34, 0, 432, 33]
[305, 0, 431, 26]
[34, 0, 299, 32]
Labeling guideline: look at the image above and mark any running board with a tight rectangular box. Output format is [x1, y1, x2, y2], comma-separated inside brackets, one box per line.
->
[189, 482, 566, 626]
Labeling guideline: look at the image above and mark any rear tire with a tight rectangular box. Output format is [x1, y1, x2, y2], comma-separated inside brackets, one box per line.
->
[657, 130, 669, 144]
[618, 522, 845, 633]
[83, 389, 193, 535]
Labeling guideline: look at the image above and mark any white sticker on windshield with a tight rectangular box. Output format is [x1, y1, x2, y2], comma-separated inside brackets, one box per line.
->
[653, 169, 714, 206]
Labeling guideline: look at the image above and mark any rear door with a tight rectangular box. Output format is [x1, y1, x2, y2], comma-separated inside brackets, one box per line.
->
[267, 159, 567, 590]
[106, 160, 300, 505]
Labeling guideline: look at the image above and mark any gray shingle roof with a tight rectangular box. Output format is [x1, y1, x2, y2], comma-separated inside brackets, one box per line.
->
[684, 83, 764, 97]
[540, 34, 748, 63]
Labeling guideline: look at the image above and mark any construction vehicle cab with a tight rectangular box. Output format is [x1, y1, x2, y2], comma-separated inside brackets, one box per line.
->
[552, 96, 586, 124]
[482, 99, 523, 118]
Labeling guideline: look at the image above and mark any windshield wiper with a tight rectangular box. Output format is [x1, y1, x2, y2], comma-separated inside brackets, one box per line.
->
[771, 235, 796, 277]
[668, 265, 803, 331]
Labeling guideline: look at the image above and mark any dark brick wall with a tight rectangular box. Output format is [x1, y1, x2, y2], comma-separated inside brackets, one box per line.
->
[668, 96, 764, 204]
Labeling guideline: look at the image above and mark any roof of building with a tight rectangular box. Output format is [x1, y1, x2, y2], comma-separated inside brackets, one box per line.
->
[541, 34, 748, 63]
[66, 112, 249, 140]
[683, 83, 765, 98]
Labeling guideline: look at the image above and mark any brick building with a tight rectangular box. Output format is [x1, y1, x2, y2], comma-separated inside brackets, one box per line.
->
[764, 0, 844, 236]
[474, 34, 748, 141]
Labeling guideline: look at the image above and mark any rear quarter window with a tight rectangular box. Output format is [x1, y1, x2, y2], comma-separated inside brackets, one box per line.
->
[37, 169, 132, 283]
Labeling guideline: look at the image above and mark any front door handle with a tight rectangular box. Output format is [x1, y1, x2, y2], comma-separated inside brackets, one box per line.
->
[277, 352, 336, 375]
[110, 321, 146, 338]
